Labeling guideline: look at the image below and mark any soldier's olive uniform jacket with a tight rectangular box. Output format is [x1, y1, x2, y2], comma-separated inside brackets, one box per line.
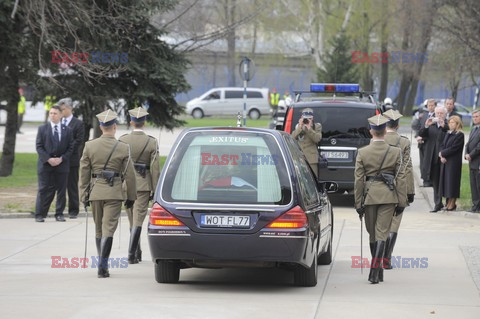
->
[119, 131, 160, 192]
[79, 135, 136, 201]
[291, 123, 322, 164]
[384, 132, 414, 195]
[354, 140, 408, 209]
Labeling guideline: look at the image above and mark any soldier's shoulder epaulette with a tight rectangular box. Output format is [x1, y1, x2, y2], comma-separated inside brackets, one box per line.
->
[400, 135, 409, 140]
[147, 135, 157, 140]
[119, 133, 129, 139]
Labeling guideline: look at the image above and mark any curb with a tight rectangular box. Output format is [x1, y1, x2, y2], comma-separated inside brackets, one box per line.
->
[0, 210, 131, 219]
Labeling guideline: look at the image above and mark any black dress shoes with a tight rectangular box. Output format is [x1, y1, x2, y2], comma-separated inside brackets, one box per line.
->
[430, 205, 443, 213]
[35, 216, 45, 222]
[69, 215, 78, 219]
[55, 215, 66, 222]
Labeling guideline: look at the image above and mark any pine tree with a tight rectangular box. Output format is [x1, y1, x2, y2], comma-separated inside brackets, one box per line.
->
[316, 32, 359, 84]
[0, 0, 190, 176]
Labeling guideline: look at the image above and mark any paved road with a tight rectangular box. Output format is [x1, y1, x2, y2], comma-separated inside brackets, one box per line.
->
[1, 123, 480, 318]
[1, 185, 480, 318]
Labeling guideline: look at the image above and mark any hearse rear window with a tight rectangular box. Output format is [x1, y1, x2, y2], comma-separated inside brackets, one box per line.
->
[162, 131, 292, 205]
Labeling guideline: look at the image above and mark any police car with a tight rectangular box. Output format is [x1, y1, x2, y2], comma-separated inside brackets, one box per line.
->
[148, 127, 337, 286]
[281, 83, 379, 193]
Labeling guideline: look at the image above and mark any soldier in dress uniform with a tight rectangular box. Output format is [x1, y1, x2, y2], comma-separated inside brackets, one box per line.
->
[79, 110, 137, 278]
[354, 114, 407, 284]
[382, 109, 415, 269]
[291, 108, 322, 177]
[119, 107, 160, 264]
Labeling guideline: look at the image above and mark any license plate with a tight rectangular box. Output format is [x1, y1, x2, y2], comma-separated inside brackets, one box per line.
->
[200, 215, 250, 228]
[321, 151, 349, 159]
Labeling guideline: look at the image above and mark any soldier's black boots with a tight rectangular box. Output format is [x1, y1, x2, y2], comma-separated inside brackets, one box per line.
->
[368, 240, 386, 284]
[136, 240, 142, 262]
[369, 242, 383, 282]
[384, 232, 398, 270]
[128, 227, 142, 264]
[95, 238, 101, 256]
[98, 237, 113, 278]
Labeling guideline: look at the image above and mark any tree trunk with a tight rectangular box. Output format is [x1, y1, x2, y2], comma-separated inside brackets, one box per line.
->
[0, 80, 19, 177]
[360, 11, 372, 91]
[396, 72, 412, 114]
[225, 0, 236, 87]
[404, 1, 434, 115]
[451, 81, 460, 100]
[405, 78, 419, 115]
[379, 19, 389, 101]
[395, 2, 413, 114]
[251, 0, 258, 56]
[310, 0, 323, 68]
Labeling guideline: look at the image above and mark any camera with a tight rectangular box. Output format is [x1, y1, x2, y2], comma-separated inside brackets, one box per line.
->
[432, 117, 439, 123]
[303, 118, 310, 124]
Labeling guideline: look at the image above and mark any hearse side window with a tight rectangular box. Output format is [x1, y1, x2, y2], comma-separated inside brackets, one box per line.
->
[284, 135, 319, 206]
[163, 132, 292, 205]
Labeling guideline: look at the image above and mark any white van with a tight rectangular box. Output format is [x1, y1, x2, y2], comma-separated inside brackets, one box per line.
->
[185, 87, 270, 119]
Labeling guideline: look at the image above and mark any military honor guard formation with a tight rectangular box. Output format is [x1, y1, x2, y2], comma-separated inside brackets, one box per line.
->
[33, 101, 159, 278]
[354, 111, 412, 284]
[28, 92, 480, 286]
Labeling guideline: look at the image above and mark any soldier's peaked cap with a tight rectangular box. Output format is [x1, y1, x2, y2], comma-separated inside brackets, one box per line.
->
[128, 107, 149, 122]
[368, 114, 389, 130]
[96, 109, 118, 126]
[383, 109, 403, 121]
[302, 108, 314, 118]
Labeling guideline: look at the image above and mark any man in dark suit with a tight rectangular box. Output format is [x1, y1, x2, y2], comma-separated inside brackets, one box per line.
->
[465, 110, 480, 212]
[418, 106, 448, 212]
[59, 98, 85, 219]
[415, 99, 436, 187]
[445, 97, 462, 121]
[34, 105, 74, 222]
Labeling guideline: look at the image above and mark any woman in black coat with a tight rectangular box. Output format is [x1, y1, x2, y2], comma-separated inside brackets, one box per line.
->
[439, 115, 465, 211]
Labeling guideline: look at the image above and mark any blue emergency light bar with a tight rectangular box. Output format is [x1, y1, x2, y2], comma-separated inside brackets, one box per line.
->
[310, 83, 360, 93]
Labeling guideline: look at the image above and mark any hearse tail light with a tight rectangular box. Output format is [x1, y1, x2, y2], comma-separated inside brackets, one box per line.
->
[266, 206, 307, 229]
[149, 203, 185, 226]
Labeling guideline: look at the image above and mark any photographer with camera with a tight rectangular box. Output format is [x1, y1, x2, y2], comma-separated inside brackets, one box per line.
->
[291, 108, 322, 177]
[419, 105, 448, 212]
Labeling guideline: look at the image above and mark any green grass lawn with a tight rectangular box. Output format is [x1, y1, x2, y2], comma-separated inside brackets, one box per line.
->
[0, 153, 167, 188]
[183, 117, 270, 128]
[459, 163, 473, 210]
[0, 153, 38, 188]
